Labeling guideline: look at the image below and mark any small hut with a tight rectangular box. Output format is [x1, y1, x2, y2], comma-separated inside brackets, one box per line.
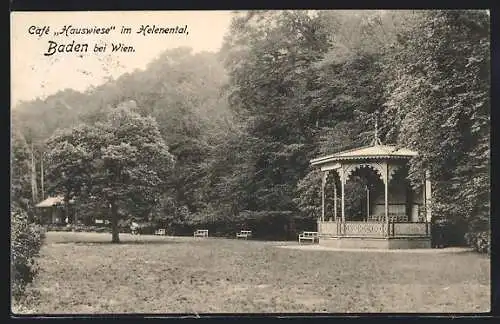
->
[35, 196, 75, 225]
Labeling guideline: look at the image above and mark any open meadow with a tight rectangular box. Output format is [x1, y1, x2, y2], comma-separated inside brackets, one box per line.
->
[14, 231, 490, 314]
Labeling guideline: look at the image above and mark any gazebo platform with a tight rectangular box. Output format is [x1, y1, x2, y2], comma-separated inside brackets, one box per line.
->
[317, 220, 431, 249]
[278, 244, 470, 254]
[319, 235, 431, 249]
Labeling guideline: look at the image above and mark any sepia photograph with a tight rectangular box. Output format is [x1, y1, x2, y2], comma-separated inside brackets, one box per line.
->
[10, 10, 490, 315]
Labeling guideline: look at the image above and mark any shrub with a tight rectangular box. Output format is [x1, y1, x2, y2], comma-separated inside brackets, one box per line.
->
[174, 210, 315, 241]
[45, 224, 115, 233]
[46, 224, 72, 232]
[118, 219, 132, 233]
[11, 207, 46, 300]
[134, 222, 155, 235]
[465, 230, 490, 254]
[95, 227, 111, 233]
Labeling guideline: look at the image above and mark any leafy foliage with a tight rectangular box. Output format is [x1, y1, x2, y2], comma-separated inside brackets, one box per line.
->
[45, 105, 175, 242]
[11, 128, 32, 211]
[11, 207, 46, 300]
[382, 10, 490, 232]
[465, 230, 490, 254]
[220, 11, 330, 214]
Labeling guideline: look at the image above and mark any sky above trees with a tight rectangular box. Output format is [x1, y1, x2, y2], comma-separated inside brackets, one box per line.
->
[11, 11, 234, 106]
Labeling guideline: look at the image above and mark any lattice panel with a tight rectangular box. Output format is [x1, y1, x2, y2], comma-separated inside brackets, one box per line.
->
[344, 222, 385, 236]
[393, 223, 428, 236]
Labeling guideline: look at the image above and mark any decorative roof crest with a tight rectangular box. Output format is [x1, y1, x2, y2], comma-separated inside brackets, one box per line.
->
[370, 114, 382, 146]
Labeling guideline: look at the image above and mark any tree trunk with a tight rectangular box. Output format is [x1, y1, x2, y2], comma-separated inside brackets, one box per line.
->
[40, 153, 44, 200]
[31, 143, 38, 204]
[110, 202, 120, 243]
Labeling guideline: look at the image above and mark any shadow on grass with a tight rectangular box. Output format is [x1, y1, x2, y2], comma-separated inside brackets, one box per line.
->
[52, 240, 187, 245]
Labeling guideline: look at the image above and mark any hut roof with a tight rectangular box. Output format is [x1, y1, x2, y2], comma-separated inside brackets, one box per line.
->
[35, 196, 74, 208]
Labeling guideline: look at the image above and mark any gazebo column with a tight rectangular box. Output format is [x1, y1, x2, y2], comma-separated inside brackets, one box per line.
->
[321, 171, 328, 222]
[383, 163, 389, 234]
[340, 167, 345, 223]
[333, 178, 337, 222]
[366, 185, 370, 221]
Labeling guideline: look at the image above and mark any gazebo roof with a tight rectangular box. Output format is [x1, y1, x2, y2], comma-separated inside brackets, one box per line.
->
[35, 196, 74, 208]
[310, 144, 418, 166]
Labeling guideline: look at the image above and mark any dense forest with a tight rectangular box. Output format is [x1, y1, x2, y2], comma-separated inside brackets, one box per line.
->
[11, 10, 490, 245]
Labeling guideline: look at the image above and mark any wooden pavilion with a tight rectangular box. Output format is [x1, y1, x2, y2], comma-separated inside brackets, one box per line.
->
[310, 127, 432, 249]
[35, 196, 75, 225]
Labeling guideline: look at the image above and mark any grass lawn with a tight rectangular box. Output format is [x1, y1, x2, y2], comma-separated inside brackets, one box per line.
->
[14, 232, 490, 314]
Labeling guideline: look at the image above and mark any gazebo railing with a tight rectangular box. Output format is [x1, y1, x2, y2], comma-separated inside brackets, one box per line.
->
[391, 222, 430, 236]
[318, 219, 430, 238]
[344, 221, 386, 237]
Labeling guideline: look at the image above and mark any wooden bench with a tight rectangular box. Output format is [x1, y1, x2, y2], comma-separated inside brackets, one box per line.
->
[193, 229, 209, 238]
[236, 230, 252, 239]
[155, 228, 166, 236]
[298, 231, 319, 244]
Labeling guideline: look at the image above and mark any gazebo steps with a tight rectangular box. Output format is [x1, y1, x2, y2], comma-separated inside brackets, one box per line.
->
[319, 236, 431, 249]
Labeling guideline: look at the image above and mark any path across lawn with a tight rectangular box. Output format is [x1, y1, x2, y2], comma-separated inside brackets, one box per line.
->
[14, 232, 490, 314]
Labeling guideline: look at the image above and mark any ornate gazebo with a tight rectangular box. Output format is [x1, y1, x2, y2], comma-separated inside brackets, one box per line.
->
[310, 130, 432, 249]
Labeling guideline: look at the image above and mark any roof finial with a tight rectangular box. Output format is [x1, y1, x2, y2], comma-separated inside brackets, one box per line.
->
[371, 113, 382, 146]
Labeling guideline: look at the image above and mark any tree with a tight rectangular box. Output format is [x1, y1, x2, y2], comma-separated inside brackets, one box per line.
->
[293, 10, 404, 220]
[11, 128, 32, 211]
[221, 10, 329, 214]
[14, 48, 233, 226]
[294, 169, 321, 220]
[382, 10, 490, 232]
[45, 124, 97, 221]
[45, 103, 175, 242]
[295, 10, 490, 235]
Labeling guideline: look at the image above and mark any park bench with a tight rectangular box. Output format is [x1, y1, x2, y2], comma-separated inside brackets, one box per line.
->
[298, 231, 319, 244]
[236, 230, 252, 239]
[193, 229, 209, 238]
[155, 228, 166, 236]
